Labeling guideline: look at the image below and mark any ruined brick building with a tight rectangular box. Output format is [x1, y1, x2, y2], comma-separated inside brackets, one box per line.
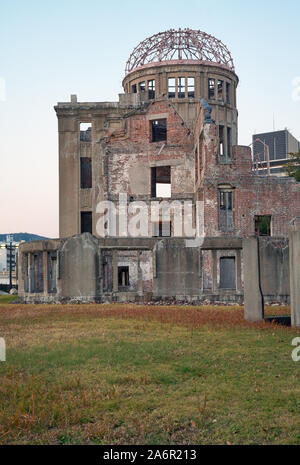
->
[18, 28, 300, 303]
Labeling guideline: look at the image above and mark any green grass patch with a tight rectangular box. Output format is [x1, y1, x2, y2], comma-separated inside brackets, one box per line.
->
[0, 295, 17, 305]
[0, 303, 299, 445]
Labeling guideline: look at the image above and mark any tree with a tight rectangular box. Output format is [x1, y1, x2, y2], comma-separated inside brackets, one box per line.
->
[285, 151, 300, 181]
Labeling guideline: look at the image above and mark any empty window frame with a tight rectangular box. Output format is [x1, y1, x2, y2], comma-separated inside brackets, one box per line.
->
[151, 166, 171, 198]
[227, 127, 232, 159]
[226, 82, 231, 103]
[80, 157, 92, 189]
[178, 77, 185, 98]
[254, 215, 271, 236]
[118, 266, 129, 288]
[132, 84, 137, 93]
[80, 122, 92, 142]
[219, 257, 236, 289]
[81, 211, 92, 234]
[219, 125, 225, 156]
[139, 81, 146, 92]
[187, 77, 195, 98]
[219, 190, 233, 230]
[151, 119, 167, 142]
[148, 79, 155, 99]
[168, 78, 176, 98]
[217, 80, 223, 99]
[208, 78, 215, 99]
[152, 221, 171, 237]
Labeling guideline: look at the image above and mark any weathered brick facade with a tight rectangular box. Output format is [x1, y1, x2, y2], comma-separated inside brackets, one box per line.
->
[195, 122, 300, 238]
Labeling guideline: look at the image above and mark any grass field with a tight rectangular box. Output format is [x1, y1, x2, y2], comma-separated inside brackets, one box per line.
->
[0, 300, 299, 445]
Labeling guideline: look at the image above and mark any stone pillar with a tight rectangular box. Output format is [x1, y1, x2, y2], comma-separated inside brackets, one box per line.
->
[243, 237, 264, 322]
[57, 115, 80, 238]
[236, 249, 242, 292]
[113, 250, 118, 293]
[289, 225, 300, 327]
[152, 247, 157, 279]
[212, 250, 217, 292]
[17, 251, 24, 295]
[137, 252, 143, 297]
[43, 251, 48, 296]
[29, 253, 34, 294]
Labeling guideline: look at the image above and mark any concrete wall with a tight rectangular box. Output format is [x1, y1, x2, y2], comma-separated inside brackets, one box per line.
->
[259, 237, 289, 303]
[289, 224, 300, 327]
[153, 238, 200, 298]
[59, 233, 100, 299]
[243, 236, 290, 322]
[18, 234, 246, 304]
[18, 232, 292, 306]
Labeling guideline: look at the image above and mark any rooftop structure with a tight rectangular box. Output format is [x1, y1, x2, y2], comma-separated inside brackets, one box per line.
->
[125, 28, 235, 74]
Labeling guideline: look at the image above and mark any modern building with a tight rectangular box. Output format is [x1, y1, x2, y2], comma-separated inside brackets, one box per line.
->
[252, 129, 300, 176]
[0, 237, 17, 272]
[18, 28, 300, 304]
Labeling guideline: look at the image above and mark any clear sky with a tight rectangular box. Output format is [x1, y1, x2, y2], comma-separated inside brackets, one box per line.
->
[0, 0, 299, 238]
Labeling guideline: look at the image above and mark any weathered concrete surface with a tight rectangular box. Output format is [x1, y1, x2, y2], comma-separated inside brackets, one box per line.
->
[289, 225, 300, 327]
[59, 233, 100, 300]
[259, 237, 289, 304]
[153, 238, 200, 298]
[243, 237, 264, 322]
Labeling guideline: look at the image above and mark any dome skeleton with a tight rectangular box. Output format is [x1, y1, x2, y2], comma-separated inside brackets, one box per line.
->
[125, 28, 235, 74]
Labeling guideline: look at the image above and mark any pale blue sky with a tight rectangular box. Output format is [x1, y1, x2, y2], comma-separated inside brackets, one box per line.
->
[0, 0, 299, 237]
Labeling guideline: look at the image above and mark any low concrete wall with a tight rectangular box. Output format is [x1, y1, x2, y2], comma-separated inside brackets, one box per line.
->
[18, 233, 290, 305]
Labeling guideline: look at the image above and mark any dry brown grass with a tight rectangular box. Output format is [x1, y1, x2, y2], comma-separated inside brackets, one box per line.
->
[0, 303, 299, 445]
[0, 302, 292, 331]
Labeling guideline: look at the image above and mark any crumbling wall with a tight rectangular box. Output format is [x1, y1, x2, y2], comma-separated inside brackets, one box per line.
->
[258, 237, 290, 304]
[100, 99, 195, 202]
[194, 113, 300, 238]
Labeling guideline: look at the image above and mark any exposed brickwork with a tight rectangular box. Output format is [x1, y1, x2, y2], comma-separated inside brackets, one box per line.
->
[99, 100, 194, 202]
[194, 105, 300, 238]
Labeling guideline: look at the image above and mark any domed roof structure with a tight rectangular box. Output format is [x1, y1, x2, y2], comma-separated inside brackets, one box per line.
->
[125, 28, 235, 74]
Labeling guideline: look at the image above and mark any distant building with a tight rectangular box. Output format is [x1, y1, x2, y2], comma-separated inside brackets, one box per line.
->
[0, 236, 20, 272]
[0, 243, 16, 288]
[252, 129, 300, 176]
[0, 248, 6, 271]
